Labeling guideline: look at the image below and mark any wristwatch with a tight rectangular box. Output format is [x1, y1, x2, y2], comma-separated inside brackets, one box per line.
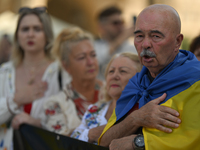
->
[133, 134, 145, 150]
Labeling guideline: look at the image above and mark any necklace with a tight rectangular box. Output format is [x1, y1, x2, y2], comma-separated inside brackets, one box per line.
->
[27, 67, 36, 85]
[23, 59, 49, 85]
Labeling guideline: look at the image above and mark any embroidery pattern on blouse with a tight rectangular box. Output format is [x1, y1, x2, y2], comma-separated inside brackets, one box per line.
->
[72, 83, 100, 119]
[71, 102, 107, 139]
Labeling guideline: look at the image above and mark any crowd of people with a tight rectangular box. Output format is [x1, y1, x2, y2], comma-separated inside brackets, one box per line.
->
[0, 3, 200, 150]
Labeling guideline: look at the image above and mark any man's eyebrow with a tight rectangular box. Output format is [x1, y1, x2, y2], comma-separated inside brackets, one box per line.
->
[134, 30, 165, 37]
[150, 30, 165, 37]
[134, 30, 142, 35]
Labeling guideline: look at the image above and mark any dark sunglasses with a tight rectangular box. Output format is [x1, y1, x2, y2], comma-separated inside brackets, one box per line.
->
[111, 20, 124, 26]
[18, 7, 47, 14]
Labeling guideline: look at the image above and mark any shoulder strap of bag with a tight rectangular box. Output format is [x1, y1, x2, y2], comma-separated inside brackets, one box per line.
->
[58, 68, 62, 91]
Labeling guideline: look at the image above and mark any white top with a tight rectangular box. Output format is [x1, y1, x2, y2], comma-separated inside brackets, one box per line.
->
[0, 61, 71, 150]
[94, 39, 138, 80]
[70, 100, 111, 143]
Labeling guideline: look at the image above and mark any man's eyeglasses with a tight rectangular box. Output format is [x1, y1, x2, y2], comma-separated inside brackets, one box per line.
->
[18, 7, 47, 14]
[111, 20, 124, 26]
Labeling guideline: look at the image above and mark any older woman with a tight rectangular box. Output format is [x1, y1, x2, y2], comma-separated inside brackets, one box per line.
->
[42, 27, 102, 135]
[0, 7, 70, 150]
[70, 52, 142, 144]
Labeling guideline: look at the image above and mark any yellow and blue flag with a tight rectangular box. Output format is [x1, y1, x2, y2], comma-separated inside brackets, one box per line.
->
[99, 50, 200, 149]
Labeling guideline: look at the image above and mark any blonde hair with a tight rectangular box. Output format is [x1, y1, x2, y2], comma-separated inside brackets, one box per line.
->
[103, 52, 142, 102]
[11, 11, 54, 67]
[51, 27, 93, 65]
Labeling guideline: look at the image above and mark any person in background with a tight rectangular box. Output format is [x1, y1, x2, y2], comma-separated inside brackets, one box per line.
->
[189, 34, 200, 61]
[99, 4, 200, 150]
[94, 6, 137, 80]
[42, 27, 103, 135]
[0, 34, 12, 65]
[71, 52, 142, 144]
[0, 7, 71, 150]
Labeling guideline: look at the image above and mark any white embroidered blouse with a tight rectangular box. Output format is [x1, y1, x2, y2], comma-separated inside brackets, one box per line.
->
[0, 61, 71, 150]
[70, 100, 112, 143]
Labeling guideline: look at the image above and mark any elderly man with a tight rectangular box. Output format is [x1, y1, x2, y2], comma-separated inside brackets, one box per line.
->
[98, 4, 200, 150]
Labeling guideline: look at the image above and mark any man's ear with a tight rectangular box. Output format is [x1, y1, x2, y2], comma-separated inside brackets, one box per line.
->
[175, 34, 183, 52]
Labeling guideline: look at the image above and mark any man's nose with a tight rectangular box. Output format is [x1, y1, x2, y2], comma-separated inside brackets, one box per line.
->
[142, 37, 151, 49]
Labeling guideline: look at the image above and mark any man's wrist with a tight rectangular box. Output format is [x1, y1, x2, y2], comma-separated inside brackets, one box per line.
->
[128, 110, 141, 129]
[132, 134, 145, 150]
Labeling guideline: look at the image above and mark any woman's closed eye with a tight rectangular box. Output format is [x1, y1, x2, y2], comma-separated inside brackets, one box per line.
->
[120, 70, 127, 73]
[77, 56, 85, 60]
[108, 69, 114, 74]
[91, 53, 96, 58]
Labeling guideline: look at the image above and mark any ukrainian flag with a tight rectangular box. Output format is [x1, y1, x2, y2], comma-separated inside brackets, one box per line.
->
[99, 50, 200, 149]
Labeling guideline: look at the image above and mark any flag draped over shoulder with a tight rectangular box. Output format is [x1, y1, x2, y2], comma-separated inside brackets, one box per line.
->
[98, 50, 200, 149]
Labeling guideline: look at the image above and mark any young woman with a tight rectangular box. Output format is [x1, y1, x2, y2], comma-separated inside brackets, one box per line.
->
[0, 7, 70, 149]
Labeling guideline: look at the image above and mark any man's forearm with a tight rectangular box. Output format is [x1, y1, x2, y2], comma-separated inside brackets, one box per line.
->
[88, 125, 106, 143]
[99, 114, 140, 147]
